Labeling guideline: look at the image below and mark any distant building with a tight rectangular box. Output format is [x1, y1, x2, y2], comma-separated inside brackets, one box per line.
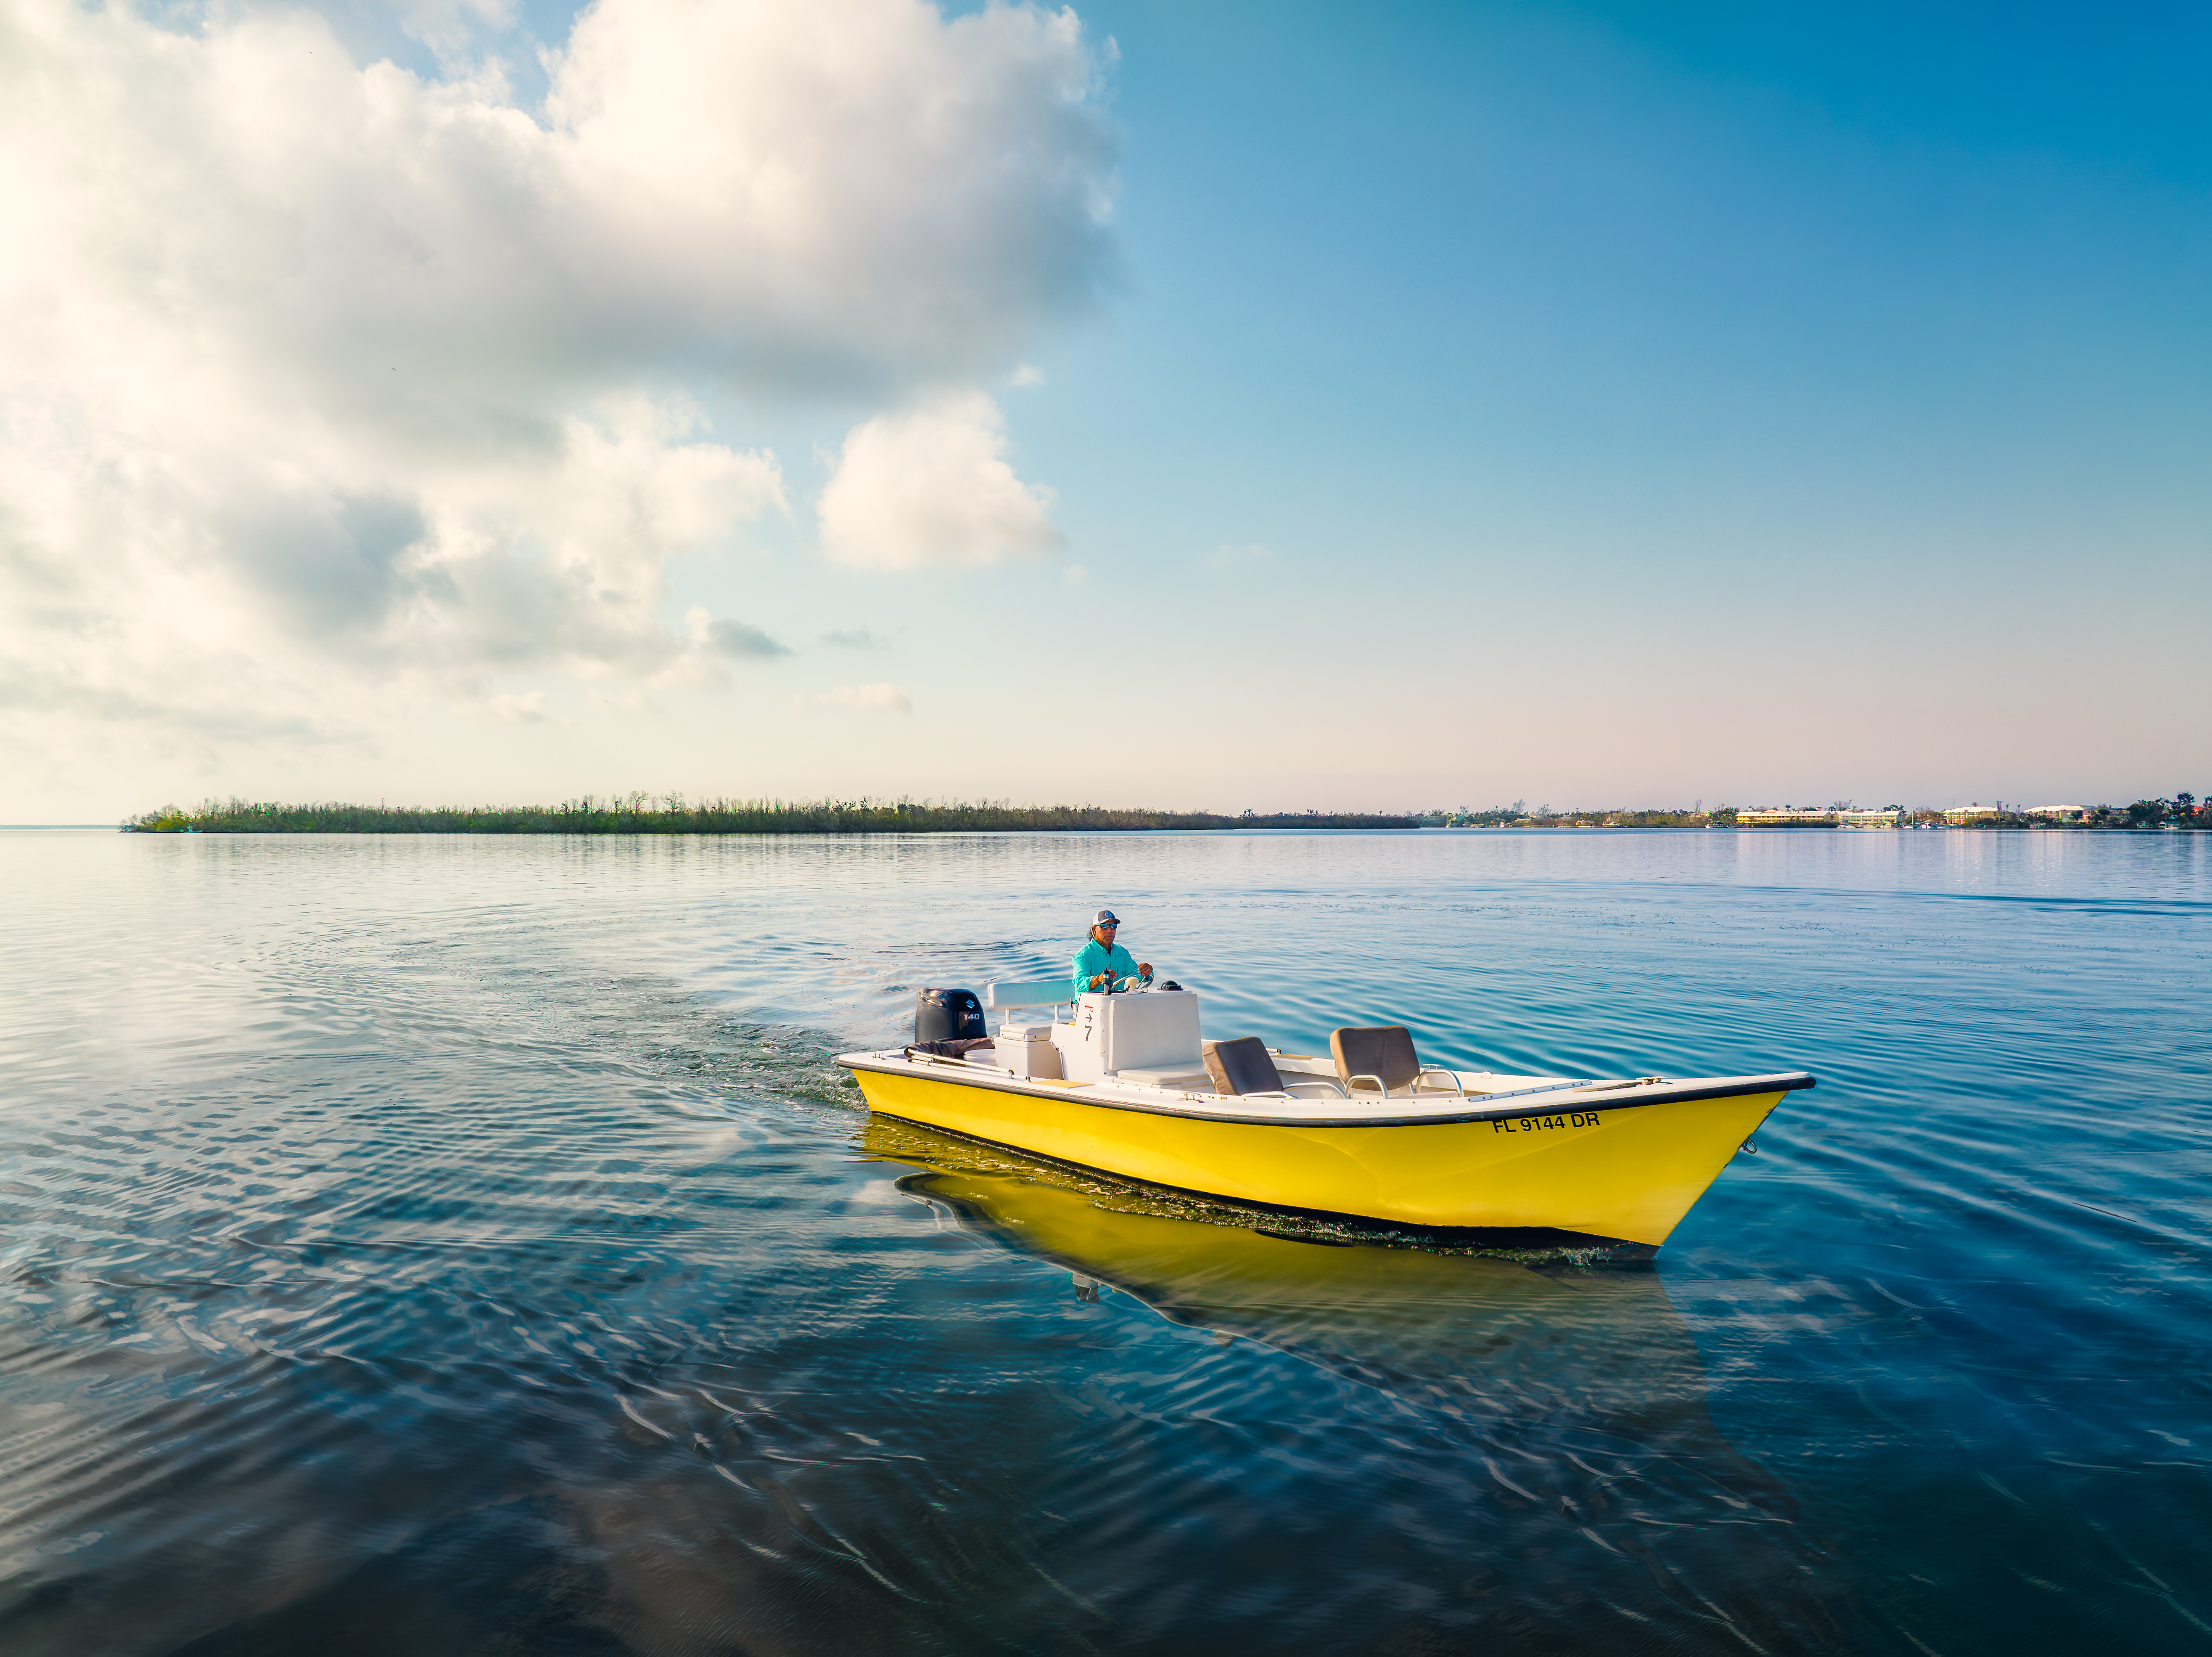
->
[1943, 804, 2001, 823]
[1735, 805, 1903, 828]
[2022, 805, 2088, 821]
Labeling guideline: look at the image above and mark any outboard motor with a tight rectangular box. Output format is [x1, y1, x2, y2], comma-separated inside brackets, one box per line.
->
[914, 987, 986, 1044]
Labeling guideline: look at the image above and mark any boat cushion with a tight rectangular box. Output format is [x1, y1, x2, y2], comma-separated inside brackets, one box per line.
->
[1331, 1025, 1422, 1093]
[1115, 1065, 1214, 1089]
[1202, 1036, 1286, 1097]
[985, 978, 1073, 1009]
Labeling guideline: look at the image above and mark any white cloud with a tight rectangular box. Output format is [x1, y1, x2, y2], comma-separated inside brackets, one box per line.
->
[489, 690, 547, 723]
[817, 391, 1064, 569]
[795, 683, 914, 713]
[1011, 364, 1047, 387]
[0, 0, 1113, 785]
[1206, 541, 1272, 566]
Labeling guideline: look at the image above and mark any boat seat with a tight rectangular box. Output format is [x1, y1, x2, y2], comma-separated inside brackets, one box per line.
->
[1204, 1038, 1348, 1101]
[1329, 1025, 1464, 1098]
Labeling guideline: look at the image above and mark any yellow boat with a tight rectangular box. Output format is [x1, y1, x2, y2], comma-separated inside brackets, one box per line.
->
[839, 982, 1811, 1255]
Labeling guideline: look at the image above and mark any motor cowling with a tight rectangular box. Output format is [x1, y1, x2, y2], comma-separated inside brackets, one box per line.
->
[914, 987, 986, 1043]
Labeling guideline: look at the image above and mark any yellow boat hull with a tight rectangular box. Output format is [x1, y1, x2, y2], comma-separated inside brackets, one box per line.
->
[847, 1066, 1785, 1250]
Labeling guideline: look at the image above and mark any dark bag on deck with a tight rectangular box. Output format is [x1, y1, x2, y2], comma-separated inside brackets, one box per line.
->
[907, 1037, 999, 1059]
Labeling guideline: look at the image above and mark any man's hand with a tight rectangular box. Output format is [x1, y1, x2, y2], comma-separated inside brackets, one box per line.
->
[1089, 973, 1107, 991]
[1138, 961, 1153, 977]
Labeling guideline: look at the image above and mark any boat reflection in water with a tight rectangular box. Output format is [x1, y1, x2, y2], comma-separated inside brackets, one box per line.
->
[861, 1118, 1853, 1652]
[866, 1116, 1791, 1496]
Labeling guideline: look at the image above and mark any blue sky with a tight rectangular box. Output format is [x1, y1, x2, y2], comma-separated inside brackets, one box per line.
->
[3, 0, 2204, 815]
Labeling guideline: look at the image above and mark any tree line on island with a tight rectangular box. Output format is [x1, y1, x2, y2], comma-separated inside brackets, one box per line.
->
[122, 793, 2212, 834]
[122, 797, 1419, 834]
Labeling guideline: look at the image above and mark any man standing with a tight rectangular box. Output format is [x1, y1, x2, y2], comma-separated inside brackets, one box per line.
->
[1071, 910, 1151, 998]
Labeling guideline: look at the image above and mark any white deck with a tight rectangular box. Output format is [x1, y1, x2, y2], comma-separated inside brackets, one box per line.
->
[839, 1046, 1810, 1128]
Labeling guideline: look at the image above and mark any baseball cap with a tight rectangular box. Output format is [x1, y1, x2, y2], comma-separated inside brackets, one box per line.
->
[1091, 909, 1120, 927]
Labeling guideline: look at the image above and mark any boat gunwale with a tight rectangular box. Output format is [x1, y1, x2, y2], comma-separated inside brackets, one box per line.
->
[836, 1053, 1815, 1128]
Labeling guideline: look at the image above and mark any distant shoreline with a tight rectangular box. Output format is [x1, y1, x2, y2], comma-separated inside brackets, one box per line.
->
[118, 799, 1421, 836]
[112, 797, 2210, 835]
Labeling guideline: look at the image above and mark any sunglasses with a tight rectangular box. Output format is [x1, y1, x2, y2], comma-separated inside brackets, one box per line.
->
[1097, 921, 1119, 929]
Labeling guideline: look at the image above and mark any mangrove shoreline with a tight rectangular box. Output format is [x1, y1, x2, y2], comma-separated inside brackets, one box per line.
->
[119, 793, 2212, 835]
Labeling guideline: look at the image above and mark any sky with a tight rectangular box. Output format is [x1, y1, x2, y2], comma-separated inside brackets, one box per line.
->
[3, 0, 2207, 819]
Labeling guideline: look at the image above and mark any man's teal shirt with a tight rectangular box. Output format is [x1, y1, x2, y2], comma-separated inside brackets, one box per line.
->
[1071, 938, 1142, 999]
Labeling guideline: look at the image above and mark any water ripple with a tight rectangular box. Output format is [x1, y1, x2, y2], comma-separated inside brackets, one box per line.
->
[0, 828, 2207, 1654]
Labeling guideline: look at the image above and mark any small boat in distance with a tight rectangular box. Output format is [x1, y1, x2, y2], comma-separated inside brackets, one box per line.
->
[839, 979, 1811, 1257]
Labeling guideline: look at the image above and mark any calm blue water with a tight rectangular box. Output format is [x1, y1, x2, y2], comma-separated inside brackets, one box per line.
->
[2, 828, 2207, 1655]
